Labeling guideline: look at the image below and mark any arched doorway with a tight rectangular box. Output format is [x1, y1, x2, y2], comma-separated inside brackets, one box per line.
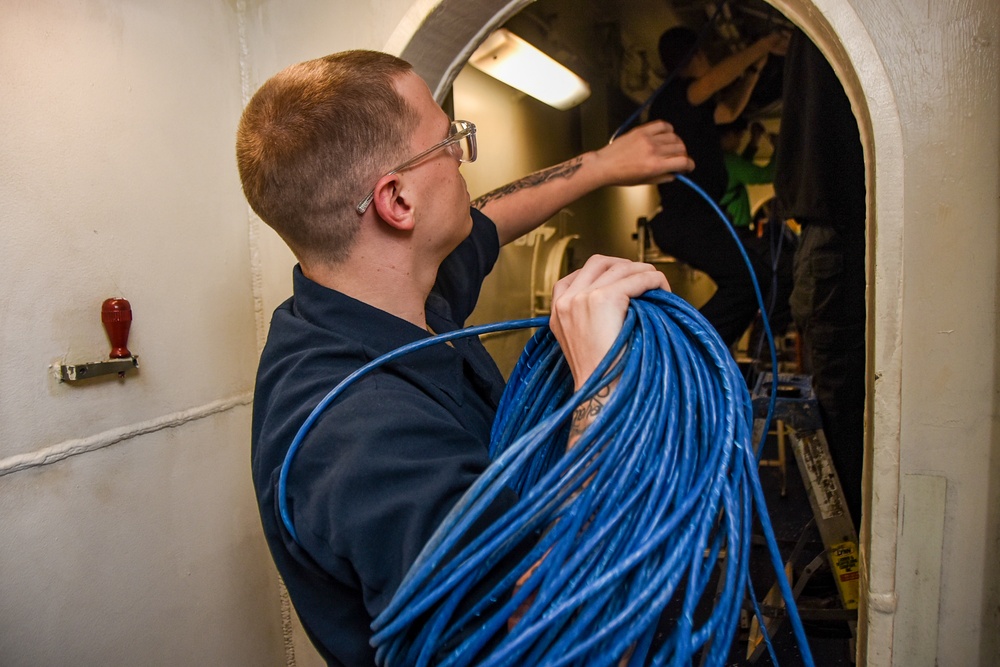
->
[387, 1, 906, 662]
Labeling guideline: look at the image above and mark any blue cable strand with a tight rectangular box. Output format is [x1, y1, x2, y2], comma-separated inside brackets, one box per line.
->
[674, 173, 779, 461]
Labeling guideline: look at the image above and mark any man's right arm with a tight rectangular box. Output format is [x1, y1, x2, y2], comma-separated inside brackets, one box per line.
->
[473, 122, 693, 246]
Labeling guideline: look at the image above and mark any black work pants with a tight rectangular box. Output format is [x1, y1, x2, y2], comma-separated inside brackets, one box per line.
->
[790, 221, 866, 527]
[649, 208, 772, 348]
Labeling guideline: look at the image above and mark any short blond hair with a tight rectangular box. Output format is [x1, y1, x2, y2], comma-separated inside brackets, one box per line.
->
[236, 51, 416, 265]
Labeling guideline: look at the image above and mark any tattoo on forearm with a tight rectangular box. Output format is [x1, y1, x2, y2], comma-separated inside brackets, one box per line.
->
[569, 385, 610, 441]
[471, 157, 584, 209]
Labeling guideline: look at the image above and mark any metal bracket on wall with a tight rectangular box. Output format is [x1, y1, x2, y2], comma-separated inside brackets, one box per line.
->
[53, 356, 139, 382]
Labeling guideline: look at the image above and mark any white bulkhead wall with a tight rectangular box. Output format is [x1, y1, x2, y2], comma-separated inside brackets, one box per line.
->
[0, 1, 996, 666]
[0, 2, 284, 664]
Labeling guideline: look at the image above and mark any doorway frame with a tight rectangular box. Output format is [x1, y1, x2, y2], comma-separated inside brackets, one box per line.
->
[385, 1, 906, 662]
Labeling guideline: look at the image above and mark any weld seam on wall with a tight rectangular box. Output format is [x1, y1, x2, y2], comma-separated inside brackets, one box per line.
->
[0, 392, 252, 478]
[235, 0, 268, 354]
[236, 4, 295, 665]
[236, 6, 296, 666]
[248, 216, 266, 353]
[278, 576, 297, 665]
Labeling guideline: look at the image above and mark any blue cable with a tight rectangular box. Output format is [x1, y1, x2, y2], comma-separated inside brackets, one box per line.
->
[674, 174, 779, 462]
[369, 292, 812, 666]
[751, 203, 789, 364]
[276, 177, 814, 666]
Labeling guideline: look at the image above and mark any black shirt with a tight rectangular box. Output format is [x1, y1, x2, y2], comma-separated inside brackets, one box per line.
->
[250, 209, 513, 665]
[649, 75, 728, 219]
[773, 30, 866, 229]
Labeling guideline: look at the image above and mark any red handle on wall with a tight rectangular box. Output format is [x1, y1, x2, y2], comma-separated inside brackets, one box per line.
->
[101, 298, 132, 359]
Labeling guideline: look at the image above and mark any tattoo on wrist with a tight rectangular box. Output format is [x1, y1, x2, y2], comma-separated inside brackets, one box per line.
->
[472, 157, 584, 209]
[569, 385, 610, 440]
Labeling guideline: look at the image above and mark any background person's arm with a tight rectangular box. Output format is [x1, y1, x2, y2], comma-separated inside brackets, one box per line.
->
[686, 32, 788, 111]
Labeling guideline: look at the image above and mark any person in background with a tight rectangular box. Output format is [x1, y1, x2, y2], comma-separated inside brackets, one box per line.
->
[236, 50, 693, 665]
[719, 118, 793, 345]
[645, 25, 789, 347]
[773, 30, 867, 526]
[719, 119, 775, 231]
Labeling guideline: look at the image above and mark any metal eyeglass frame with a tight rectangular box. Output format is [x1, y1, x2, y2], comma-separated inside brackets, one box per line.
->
[355, 120, 477, 215]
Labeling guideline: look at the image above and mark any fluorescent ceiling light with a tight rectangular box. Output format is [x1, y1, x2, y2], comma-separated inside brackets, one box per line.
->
[469, 28, 591, 111]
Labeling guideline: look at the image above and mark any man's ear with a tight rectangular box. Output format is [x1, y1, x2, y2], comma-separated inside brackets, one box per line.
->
[371, 174, 415, 231]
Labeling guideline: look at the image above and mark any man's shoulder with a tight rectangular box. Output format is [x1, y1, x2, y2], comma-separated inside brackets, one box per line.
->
[252, 326, 467, 479]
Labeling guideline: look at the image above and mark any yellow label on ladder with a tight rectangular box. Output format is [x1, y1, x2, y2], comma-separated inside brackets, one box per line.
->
[830, 541, 860, 609]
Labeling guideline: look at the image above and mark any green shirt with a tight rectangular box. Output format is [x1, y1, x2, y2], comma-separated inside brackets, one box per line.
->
[720, 151, 775, 228]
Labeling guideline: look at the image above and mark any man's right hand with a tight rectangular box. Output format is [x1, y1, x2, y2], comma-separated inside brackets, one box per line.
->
[594, 120, 695, 187]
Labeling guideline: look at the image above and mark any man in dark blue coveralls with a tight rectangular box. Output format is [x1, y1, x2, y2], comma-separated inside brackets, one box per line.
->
[236, 50, 693, 665]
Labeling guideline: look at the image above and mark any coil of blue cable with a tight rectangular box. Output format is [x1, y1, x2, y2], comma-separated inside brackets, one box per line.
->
[278, 174, 815, 666]
[370, 289, 813, 666]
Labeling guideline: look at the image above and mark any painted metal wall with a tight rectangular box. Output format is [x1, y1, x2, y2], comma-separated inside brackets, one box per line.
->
[853, 1, 999, 663]
[1, 0, 996, 664]
[0, 1, 281, 663]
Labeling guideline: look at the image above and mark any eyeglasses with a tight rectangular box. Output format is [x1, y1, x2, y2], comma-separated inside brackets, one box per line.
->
[356, 120, 478, 215]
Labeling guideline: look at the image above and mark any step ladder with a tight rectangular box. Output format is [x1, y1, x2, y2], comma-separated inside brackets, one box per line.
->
[746, 372, 860, 662]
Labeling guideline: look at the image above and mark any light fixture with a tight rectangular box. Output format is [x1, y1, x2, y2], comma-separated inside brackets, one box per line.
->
[469, 28, 591, 111]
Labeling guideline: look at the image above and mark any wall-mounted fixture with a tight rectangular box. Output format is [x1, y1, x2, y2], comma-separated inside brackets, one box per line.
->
[530, 229, 580, 317]
[53, 298, 139, 382]
[469, 28, 590, 110]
